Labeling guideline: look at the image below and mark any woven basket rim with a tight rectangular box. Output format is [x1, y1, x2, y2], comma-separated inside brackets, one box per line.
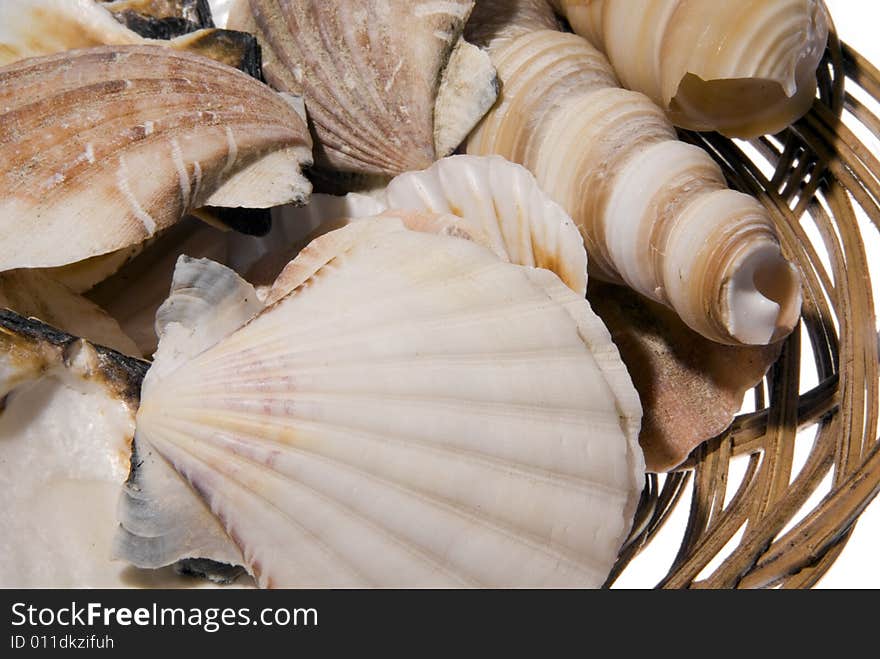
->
[609, 17, 880, 588]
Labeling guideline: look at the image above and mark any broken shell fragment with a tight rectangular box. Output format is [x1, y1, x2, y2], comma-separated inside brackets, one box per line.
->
[0, 311, 142, 586]
[87, 217, 230, 357]
[0, 45, 313, 272]
[228, 0, 497, 175]
[588, 280, 783, 472]
[0, 270, 139, 355]
[549, 0, 830, 138]
[467, 28, 802, 345]
[115, 218, 644, 587]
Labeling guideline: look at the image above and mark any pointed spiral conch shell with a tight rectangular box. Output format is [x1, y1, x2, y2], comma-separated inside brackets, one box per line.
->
[115, 218, 645, 587]
[228, 0, 497, 175]
[467, 29, 802, 346]
[0, 45, 313, 272]
[548, 0, 830, 138]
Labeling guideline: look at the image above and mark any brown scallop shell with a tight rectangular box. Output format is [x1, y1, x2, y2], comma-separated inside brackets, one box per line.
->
[0, 45, 313, 272]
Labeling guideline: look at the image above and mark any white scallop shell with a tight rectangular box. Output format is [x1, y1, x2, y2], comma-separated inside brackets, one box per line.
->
[385, 155, 587, 296]
[118, 218, 644, 587]
[261, 156, 588, 296]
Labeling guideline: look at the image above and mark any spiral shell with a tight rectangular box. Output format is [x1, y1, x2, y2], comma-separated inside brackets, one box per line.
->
[467, 29, 802, 346]
[0, 45, 313, 272]
[549, 0, 830, 137]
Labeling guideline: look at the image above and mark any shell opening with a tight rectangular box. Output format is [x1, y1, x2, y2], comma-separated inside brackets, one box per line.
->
[727, 245, 802, 345]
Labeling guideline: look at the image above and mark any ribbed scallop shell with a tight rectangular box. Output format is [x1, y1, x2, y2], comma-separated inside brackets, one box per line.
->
[385, 155, 587, 295]
[467, 29, 802, 346]
[228, 0, 495, 175]
[122, 218, 644, 587]
[261, 156, 587, 296]
[0, 45, 313, 272]
[549, 0, 829, 138]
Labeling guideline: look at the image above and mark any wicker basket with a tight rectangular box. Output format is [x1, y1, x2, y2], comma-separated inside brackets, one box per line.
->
[606, 23, 880, 588]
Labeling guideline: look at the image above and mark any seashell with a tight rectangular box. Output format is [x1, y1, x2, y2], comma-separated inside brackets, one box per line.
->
[0, 0, 142, 66]
[465, 0, 560, 49]
[0, 45, 313, 272]
[466, 28, 802, 346]
[115, 218, 644, 587]
[0, 310, 246, 586]
[41, 244, 147, 294]
[86, 217, 231, 357]
[548, 0, 830, 138]
[588, 280, 783, 472]
[0, 0, 262, 78]
[383, 155, 587, 295]
[264, 156, 588, 296]
[0, 269, 139, 355]
[227, 0, 498, 175]
[0, 311, 140, 586]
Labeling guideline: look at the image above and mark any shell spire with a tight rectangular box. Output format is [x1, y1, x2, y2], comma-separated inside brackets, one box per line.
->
[466, 27, 802, 345]
[548, 0, 830, 138]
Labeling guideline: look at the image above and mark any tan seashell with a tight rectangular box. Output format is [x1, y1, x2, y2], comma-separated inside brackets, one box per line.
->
[0, 45, 313, 272]
[588, 280, 782, 472]
[0, 0, 262, 76]
[467, 28, 802, 346]
[0, 310, 242, 586]
[228, 0, 497, 175]
[115, 218, 644, 587]
[549, 0, 829, 138]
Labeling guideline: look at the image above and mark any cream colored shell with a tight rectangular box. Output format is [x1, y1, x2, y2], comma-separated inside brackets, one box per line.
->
[549, 0, 830, 137]
[117, 218, 644, 587]
[467, 29, 802, 345]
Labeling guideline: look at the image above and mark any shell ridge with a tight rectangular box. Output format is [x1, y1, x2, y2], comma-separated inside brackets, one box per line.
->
[149, 402, 630, 496]
[147, 416, 609, 582]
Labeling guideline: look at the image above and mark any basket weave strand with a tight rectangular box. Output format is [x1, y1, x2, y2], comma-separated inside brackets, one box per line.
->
[608, 23, 880, 588]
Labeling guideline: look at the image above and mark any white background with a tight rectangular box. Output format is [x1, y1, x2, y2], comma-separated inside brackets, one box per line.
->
[614, 0, 880, 589]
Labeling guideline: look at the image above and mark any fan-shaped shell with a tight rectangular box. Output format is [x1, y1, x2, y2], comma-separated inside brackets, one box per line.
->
[118, 218, 644, 587]
[549, 0, 830, 138]
[384, 155, 587, 295]
[0, 45, 313, 272]
[228, 0, 496, 175]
